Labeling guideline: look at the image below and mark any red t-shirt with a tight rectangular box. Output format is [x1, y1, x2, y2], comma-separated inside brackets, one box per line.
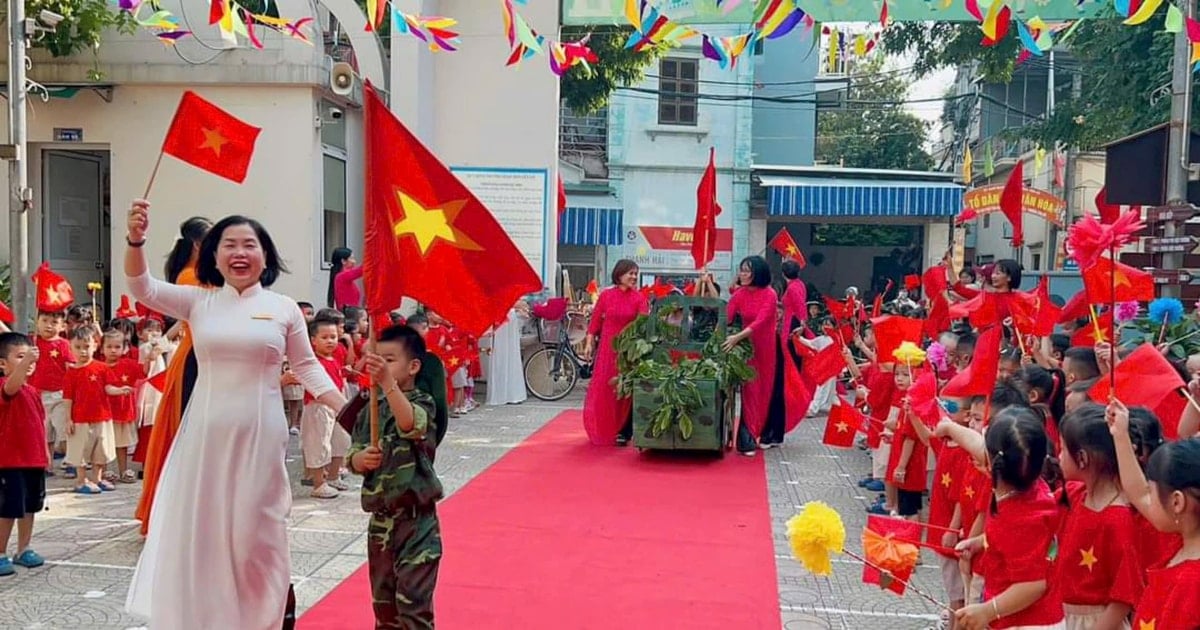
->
[1133, 510, 1184, 575]
[0, 379, 48, 469]
[1134, 559, 1200, 630]
[63, 361, 113, 423]
[29, 336, 75, 393]
[978, 479, 1065, 629]
[1055, 483, 1143, 608]
[928, 439, 967, 558]
[105, 358, 144, 423]
[886, 406, 928, 492]
[959, 464, 992, 575]
[864, 366, 894, 449]
[305, 355, 346, 404]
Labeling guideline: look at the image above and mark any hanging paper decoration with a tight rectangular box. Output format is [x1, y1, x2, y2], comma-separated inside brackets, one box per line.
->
[625, 0, 700, 52]
[826, 26, 840, 73]
[390, 9, 461, 52]
[1124, 0, 1164, 26]
[505, 0, 596, 76]
[703, 32, 753, 69]
[755, 0, 806, 41]
[117, 1, 192, 45]
[1166, 3, 1184, 33]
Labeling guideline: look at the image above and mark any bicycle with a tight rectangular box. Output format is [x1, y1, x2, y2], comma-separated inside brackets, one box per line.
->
[524, 298, 593, 401]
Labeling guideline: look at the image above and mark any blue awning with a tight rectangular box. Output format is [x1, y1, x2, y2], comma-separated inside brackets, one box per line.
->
[560, 207, 624, 246]
[762, 175, 963, 218]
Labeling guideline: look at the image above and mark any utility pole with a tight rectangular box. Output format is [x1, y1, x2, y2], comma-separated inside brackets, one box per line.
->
[6, 0, 31, 326]
[1163, 0, 1197, 298]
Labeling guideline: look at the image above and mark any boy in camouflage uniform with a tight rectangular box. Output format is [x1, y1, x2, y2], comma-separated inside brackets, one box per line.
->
[348, 325, 443, 630]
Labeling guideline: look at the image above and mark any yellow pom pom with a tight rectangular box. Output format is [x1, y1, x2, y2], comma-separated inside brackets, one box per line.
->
[892, 341, 926, 367]
[785, 501, 845, 576]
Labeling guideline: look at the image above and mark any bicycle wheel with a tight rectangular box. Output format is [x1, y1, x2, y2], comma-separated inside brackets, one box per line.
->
[524, 347, 579, 401]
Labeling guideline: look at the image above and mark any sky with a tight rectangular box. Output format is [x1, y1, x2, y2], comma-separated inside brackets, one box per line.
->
[906, 65, 957, 153]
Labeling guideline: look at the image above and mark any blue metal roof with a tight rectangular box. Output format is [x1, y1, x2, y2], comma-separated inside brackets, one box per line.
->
[560, 207, 624, 246]
[762, 175, 963, 219]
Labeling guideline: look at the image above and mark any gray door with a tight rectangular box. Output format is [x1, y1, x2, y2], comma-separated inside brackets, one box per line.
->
[43, 150, 108, 317]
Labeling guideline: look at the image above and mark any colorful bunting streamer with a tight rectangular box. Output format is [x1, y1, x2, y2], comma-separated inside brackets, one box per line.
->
[505, 0, 596, 76]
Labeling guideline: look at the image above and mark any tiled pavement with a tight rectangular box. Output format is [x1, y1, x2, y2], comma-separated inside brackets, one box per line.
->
[0, 390, 942, 629]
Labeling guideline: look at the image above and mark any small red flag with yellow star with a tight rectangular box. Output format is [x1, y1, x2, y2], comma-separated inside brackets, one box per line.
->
[768, 227, 806, 267]
[822, 397, 861, 448]
[160, 91, 261, 184]
[363, 82, 541, 338]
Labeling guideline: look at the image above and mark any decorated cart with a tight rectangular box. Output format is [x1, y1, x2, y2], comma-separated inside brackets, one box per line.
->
[614, 295, 753, 455]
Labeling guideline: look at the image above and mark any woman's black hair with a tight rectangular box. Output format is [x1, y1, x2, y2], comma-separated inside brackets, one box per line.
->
[986, 407, 1052, 513]
[1060, 403, 1119, 481]
[994, 258, 1022, 290]
[1019, 365, 1066, 432]
[739, 255, 772, 288]
[781, 260, 802, 280]
[195, 215, 288, 288]
[1128, 406, 1166, 465]
[165, 216, 213, 283]
[327, 246, 354, 308]
[959, 267, 977, 282]
[1145, 437, 1200, 508]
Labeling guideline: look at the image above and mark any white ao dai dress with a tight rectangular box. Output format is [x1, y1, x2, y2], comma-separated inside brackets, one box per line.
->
[124, 272, 338, 630]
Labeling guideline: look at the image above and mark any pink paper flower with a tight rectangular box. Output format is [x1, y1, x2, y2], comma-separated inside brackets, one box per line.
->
[1114, 301, 1140, 324]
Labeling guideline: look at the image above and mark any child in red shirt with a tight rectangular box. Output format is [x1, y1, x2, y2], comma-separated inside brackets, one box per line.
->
[1110, 400, 1200, 630]
[907, 388, 971, 614]
[62, 327, 115, 494]
[101, 329, 144, 484]
[28, 311, 73, 472]
[0, 332, 49, 576]
[943, 409, 1065, 630]
[301, 319, 349, 499]
[885, 367, 926, 519]
[1056, 404, 1143, 627]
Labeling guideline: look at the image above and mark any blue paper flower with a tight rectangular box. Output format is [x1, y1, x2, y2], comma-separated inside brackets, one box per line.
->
[1149, 297, 1185, 326]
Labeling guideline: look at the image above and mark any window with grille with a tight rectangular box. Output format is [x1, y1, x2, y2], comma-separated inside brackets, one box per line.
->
[658, 58, 698, 126]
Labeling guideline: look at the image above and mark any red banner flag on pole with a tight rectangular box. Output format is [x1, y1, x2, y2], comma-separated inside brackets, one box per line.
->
[1000, 161, 1024, 248]
[160, 91, 261, 184]
[691, 147, 722, 270]
[362, 82, 542, 338]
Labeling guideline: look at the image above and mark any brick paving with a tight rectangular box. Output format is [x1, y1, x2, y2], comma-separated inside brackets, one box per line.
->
[0, 390, 943, 629]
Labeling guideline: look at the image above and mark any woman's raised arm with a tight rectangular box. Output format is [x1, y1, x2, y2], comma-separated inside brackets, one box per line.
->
[125, 200, 205, 322]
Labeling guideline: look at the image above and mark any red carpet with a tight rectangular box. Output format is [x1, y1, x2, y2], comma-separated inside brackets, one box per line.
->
[302, 410, 780, 629]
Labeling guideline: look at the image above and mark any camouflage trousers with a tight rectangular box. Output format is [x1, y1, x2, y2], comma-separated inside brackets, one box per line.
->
[367, 507, 442, 630]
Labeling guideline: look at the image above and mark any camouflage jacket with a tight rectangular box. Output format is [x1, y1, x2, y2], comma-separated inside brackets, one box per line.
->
[348, 389, 443, 517]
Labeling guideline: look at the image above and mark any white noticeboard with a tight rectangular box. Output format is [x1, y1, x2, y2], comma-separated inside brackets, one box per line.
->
[450, 167, 549, 282]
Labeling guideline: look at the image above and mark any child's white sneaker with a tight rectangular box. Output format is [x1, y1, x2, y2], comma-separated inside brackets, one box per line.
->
[327, 478, 350, 491]
[311, 484, 339, 499]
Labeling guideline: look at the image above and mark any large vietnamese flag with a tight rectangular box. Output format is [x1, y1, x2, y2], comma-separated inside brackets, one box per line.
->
[691, 147, 722, 270]
[363, 83, 542, 337]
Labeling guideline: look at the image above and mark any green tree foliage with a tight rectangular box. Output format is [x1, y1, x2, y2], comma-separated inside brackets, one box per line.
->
[23, 0, 136, 59]
[881, 8, 1190, 150]
[560, 26, 662, 114]
[815, 55, 934, 171]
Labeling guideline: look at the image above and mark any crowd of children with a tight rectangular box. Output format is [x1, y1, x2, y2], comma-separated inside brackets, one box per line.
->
[833, 262, 1200, 630]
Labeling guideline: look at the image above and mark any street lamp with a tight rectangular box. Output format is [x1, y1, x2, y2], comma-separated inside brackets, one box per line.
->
[4, 5, 60, 327]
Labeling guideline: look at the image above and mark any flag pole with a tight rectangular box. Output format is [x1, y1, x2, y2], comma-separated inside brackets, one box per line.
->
[368, 317, 380, 447]
[143, 150, 165, 199]
[1109, 245, 1116, 392]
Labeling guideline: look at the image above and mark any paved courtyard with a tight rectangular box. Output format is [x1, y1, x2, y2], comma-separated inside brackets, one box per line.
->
[0, 389, 942, 630]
